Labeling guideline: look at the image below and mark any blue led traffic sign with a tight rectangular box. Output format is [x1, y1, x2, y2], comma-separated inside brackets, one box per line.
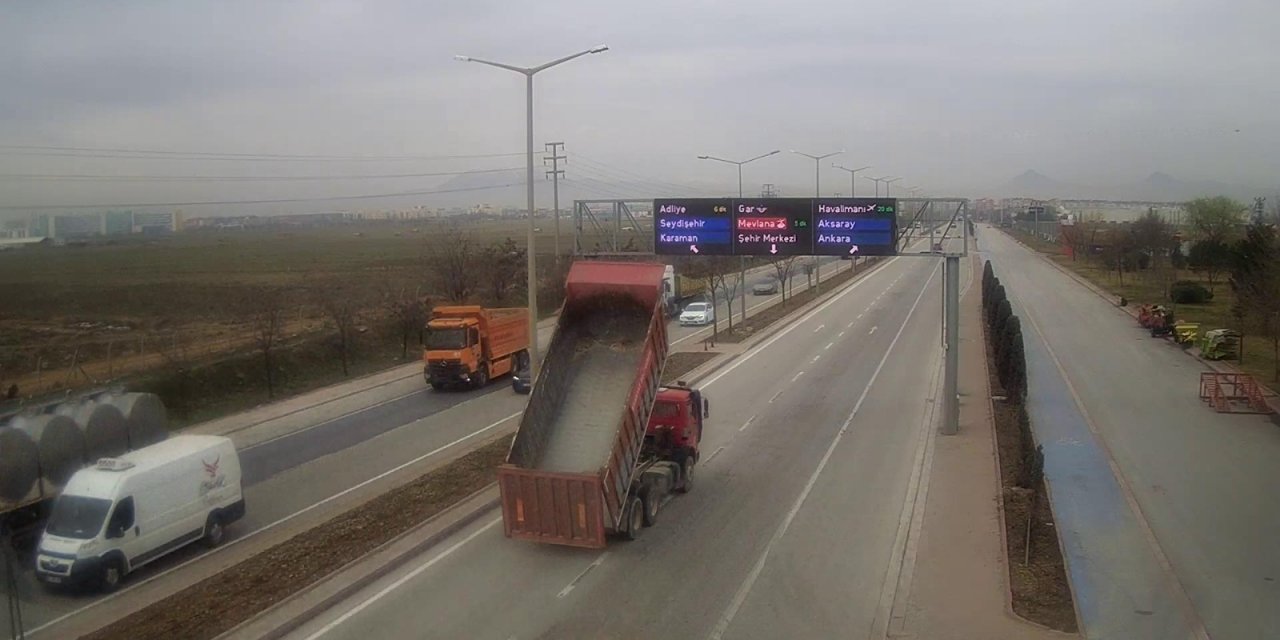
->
[654, 199, 734, 255]
[654, 198, 898, 257]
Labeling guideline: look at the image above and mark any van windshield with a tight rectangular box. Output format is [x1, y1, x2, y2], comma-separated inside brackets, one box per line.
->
[425, 328, 467, 350]
[46, 495, 112, 540]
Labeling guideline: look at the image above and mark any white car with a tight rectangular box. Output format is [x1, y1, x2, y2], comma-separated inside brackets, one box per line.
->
[679, 302, 715, 326]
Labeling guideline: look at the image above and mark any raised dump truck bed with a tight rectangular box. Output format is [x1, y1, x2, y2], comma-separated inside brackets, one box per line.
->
[499, 261, 674, 548]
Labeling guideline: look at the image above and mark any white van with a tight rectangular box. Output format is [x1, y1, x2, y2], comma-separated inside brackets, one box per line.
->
[35, 435, 245, 592]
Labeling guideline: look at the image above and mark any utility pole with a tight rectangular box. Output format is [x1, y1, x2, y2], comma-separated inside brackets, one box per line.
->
[544, 142, 566, 256]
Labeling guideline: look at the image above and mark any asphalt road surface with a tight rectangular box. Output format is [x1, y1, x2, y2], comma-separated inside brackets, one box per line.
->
[979, 226, 1280, 639]
[285, 252, 960, 640]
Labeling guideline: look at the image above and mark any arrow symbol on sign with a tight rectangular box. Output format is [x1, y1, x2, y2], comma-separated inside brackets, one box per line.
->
[690, 244, 699, 254]
[849, 245, 860, 254]
[770, 244, 778, 254]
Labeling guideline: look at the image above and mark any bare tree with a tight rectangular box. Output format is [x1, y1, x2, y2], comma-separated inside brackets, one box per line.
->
[480, 237, 526, 304]
[245, 288, 290, 398]
[317, 280, 366, 377]
[1229, 221, 1280, 380]
[382, 282, 428, 359]
[771, 257, 798, 307]
[428, 225, 477, 303]
[706, 256, 741, 332]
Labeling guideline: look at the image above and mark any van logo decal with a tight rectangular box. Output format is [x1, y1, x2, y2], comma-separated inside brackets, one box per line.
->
[199, 455, 227, 502]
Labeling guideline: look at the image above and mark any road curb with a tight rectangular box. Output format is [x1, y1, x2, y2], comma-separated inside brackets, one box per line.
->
[220, 484, 502, 640]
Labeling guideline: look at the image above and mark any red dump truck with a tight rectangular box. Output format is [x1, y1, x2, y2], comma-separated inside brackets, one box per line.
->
[497, 261, 709, 548]
[423, 306, 530, 390]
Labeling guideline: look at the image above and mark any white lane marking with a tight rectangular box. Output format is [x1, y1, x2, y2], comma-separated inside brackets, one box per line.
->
[855, 314, 863, 320]
[739, 415, 757, 432]
[705, 445, 727, 463]
[824, 342, 833, 350]
[708, 263, 939, 640]
[557, 552, 609, 599]
[812, 355, 821, 363]
[304, 518, 502, 639]
[699, 257, 900, 389]
[869, 326, 878, 335]
[837, 331, 845, 338]
[791, 371, 805, 382]
[813, 324, 825, 333]
[769, 390, 784, 404]
[25, 411, 521, 638]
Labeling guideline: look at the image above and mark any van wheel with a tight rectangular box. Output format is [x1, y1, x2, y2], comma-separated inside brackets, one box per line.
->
[641, 488, 660, 527]
[622, 496, 644, 541]
[203, 514, 226, 548]
[99, 558, 124, 593]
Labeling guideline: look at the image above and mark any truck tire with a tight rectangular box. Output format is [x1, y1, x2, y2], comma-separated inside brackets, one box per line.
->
[675, 451, 695, 494]
[99, 557, 125, 593]
[641, 487, 660, 527]
[623, 496, 644, 541]
[473, 366, 489, 390]
[430, 381, 445, 391]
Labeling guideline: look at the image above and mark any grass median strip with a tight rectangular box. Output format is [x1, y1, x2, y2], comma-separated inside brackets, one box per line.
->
[81, 352, 715, 640]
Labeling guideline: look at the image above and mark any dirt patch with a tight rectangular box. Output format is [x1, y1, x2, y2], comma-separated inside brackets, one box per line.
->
[78, 339, 717, 640]
[716, 259, 881, 344]
[983, 304, 1078, 632]
[663, 352, 718, 384]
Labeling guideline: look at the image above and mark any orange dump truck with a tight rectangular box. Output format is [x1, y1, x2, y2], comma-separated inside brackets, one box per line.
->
[423, 306, 530, 390]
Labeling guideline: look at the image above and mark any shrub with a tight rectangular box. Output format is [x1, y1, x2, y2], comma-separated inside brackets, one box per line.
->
[1169, 280, 1213, 304]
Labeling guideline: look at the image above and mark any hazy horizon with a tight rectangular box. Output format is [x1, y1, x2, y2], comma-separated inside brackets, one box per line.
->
[3, 1, 1278, 218]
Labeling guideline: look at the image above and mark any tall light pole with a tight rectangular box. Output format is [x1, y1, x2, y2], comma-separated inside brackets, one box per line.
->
[864, 176, 886, 197]
[455, 45, 609, 375]
[698, 150, 781, 323]
[883, 177, 903, 197]
[832, 164, 871, 197]
[791, 149, 843, 294]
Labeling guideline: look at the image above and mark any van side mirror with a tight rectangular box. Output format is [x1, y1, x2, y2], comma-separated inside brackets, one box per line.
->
[703, 398, 710, 418]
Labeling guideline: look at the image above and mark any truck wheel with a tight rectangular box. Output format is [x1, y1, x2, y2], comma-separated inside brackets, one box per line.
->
[430, 381, 445, 391]
[473, 366, 489, 389]
[202, 514, 226, 548]
[676, 453, 695, 494]
[99, 558, 125, 593]
[623, 496, 644, 541]
[641, 488, 660, 527]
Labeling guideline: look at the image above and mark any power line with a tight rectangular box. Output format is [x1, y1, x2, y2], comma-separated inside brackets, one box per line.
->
[0, 182, 524, 211]
[567, 153, 720, 196]
[0, 167, 523, 182]
[0, 144, 525, 162]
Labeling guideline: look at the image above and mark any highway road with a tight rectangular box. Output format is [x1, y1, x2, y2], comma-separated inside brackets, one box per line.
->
[284, 251, 962, 640]
[980, 226, 1280, 639]
[9, 255, 853, 635]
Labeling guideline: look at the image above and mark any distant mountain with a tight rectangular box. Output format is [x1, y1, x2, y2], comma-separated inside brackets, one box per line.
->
[994, 170, 1271, 202]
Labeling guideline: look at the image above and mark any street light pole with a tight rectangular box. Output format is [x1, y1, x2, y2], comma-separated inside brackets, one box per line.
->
[791, 149, 843, 294]
[865, 176, 885, 197]
[884, 177, 903, 197]
[697, 149, 781, 323]
[833, 164, 871, 198]
[455, 45, 609, 376]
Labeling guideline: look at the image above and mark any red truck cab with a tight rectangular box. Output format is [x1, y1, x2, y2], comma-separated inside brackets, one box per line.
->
[644, 384, 708, 478]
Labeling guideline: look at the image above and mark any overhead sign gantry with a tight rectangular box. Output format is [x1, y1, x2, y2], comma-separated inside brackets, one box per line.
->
[653, 198, 898, 257]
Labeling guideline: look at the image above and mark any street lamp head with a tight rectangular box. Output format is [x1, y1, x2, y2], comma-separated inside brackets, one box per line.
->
[766, 150, 781, 156]
[589, 44, 610, 54]
[453, 55, 472, 62]
[697, 155, 710, 159]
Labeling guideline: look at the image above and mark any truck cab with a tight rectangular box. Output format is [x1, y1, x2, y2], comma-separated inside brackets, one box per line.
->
[645, 385, 707, 462]
[424, 316, 482, 387]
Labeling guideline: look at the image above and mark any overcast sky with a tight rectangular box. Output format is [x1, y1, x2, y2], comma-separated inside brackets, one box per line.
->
[2, 0, 1278, 215]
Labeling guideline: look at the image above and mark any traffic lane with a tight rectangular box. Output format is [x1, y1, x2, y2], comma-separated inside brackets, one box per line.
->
[982, 227, 1280, 637]
[20, 375, 534, 635]
[286, 257, 940, 640]
[723, 261, 942, 640]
